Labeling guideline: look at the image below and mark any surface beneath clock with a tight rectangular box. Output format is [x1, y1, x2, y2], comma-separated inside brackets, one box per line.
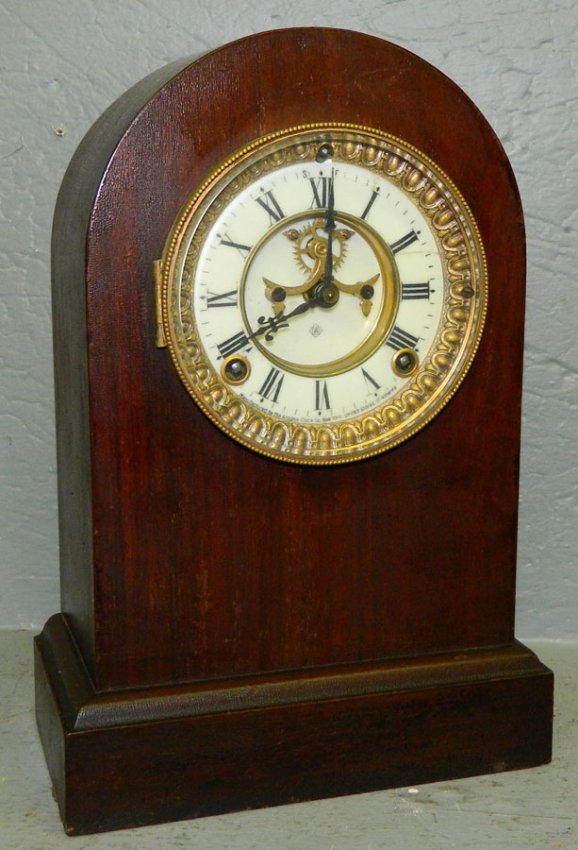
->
[4, 632, 574, 849]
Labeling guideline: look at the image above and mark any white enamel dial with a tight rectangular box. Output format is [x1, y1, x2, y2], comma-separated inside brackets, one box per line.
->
[159, 125, 487, 463]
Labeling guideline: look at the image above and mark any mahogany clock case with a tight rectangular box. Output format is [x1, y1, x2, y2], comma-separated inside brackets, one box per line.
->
[35, 29, 553, 834]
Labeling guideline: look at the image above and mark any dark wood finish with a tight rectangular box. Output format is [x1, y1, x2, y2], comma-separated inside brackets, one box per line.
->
[54, 27, 524, 692]
[38, 29, 553, 833]
[36, 614, 553, 835]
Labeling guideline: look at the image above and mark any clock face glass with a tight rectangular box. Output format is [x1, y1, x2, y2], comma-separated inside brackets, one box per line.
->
[159, 125, 487, 464]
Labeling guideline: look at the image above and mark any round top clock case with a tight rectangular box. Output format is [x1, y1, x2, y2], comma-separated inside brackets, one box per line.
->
[37, 30, 553, 836]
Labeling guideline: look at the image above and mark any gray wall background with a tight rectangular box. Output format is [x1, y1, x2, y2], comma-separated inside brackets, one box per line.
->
[1, 0, 576, 639]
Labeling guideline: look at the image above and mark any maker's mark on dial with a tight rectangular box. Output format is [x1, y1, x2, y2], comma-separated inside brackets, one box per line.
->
[309, 323, 323, 338]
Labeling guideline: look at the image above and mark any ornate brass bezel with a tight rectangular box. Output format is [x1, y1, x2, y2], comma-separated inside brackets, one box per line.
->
[157, 124, 488, 465]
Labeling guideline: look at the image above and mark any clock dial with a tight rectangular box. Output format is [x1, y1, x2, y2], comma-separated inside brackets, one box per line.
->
[158, 125, 487, 463]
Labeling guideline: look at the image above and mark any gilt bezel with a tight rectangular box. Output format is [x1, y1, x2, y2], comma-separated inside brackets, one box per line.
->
[159, 123, 488, 465]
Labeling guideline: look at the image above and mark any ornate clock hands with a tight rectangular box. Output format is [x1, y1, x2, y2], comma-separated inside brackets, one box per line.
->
[249, 300, 312, 343]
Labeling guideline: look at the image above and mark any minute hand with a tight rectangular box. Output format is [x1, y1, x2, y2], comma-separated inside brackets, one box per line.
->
[323, 169, 336, 286]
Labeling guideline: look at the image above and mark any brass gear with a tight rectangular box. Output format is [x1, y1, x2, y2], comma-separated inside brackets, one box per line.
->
[284, 218, 352, 276]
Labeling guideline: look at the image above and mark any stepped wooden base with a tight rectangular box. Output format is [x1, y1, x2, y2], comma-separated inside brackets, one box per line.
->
[35, 614, 553, 835]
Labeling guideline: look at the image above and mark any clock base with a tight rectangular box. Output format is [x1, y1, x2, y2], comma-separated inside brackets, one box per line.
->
[35, 614, 553, 835]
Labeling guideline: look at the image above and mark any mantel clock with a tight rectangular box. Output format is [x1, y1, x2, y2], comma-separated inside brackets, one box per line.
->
[35, 29, 553, 835]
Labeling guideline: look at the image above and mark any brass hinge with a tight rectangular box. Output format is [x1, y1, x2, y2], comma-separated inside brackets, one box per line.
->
[153, 259, 167, 348]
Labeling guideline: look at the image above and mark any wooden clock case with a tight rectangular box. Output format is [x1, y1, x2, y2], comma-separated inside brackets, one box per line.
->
[35, 28, 553, 834]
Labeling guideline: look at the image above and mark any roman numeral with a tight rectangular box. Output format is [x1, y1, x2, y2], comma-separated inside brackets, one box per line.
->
[220, 236, 252, 257]
[390, 230, 419, 254]
[206, 289, 238, 308]
[386, 325, 420, 351]
[309, 175, 333, 209]
[315, 380, 331, 411]
[361, 188, 379, 220]
[217, 331, 250, 358]
[401, 282, 431, 300]
[361, 367, 380, 392]
[258, 367, 284, 402]
[255, 190, 285, 223]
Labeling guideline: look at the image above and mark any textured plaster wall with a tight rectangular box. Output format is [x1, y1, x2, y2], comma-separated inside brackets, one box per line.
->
[0, 0, 576, 638]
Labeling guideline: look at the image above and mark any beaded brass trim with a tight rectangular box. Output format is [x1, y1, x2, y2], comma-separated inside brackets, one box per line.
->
[158, 124, 487, 464]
